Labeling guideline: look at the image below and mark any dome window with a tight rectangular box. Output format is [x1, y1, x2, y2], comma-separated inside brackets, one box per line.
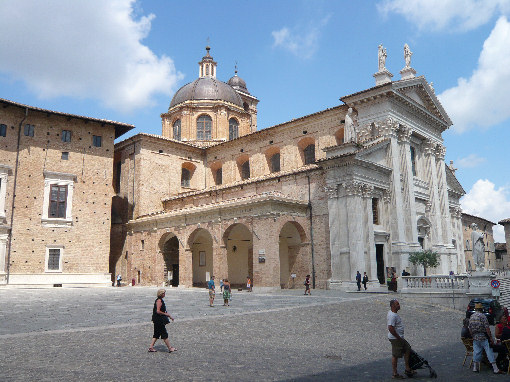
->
[229, 118, 239, 140]
[197, 115, 212, 140]
[173, 119, 181, 141]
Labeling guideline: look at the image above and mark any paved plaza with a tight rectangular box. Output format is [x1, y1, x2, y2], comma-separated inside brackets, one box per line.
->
[0, 286, 505, 381]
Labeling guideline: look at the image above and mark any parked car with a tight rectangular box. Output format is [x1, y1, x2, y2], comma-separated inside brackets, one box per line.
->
[466, 298, 504, 325]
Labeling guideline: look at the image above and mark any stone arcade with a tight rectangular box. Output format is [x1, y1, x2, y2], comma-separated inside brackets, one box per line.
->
[110, 45, 466, 290]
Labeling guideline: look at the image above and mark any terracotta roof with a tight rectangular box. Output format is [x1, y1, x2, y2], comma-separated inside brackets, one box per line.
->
[0, 97, 133, 139]
[461, 212, 496, 225]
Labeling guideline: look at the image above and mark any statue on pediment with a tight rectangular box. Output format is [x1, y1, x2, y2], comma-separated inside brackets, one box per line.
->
[378, 44, 387, 72]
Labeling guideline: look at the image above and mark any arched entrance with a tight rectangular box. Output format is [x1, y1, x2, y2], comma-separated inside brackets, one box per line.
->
[224, 223, 252, 288]
[189, 228, 213, 287]
[159, 233, 180, 287]
[279, 221, 306, 289]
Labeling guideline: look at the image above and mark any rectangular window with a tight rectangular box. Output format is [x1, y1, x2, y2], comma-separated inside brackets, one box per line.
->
[93, 135, 102, 147]
[24, 124, 35, 137]
[61, 152, 69, 160]
[410, 146, 417, 176]
[372, 198, 379, 225]
[61, 130, 71, 142]
[181, 168, 190, 188]
[49, 184, 68, 218]
[47, 248, 61, 271]
[271, 153, 281, 173]
[241, 161, 250, 180]
[115, 162, 122, 193]
[215, 168, 222, 185]
[0, 124, 6, 137]
[141, 240, 145, 250]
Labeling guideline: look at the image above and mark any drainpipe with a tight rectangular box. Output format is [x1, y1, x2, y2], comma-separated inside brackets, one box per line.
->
[6, 107, 28, 284]
[307, 175, 316, 289]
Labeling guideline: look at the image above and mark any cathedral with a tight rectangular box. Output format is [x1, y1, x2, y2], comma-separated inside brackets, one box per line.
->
[110, 45, 466, 290]
[0, 45, 466, 288]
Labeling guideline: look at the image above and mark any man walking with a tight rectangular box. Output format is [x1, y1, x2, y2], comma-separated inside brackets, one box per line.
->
[304, 274, 311, 295]
[362, 272, 369, 290]
[468, 302, 503, 373]
[387, 299, 416, 379]
[116, 274, 122, 287]
[356, 271, 362, 291]
[208, 276, 215, 307]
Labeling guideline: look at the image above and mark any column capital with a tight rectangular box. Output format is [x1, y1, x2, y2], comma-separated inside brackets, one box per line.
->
[435, 144, 446, 160]
[423, 139, 436, 156]
[324, 186, 338, 199]
[396, 124, 412, 143]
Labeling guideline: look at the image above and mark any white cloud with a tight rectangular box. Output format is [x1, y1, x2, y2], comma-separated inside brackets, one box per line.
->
[456, 154, 486, 168]
[272, 16, 330, 59]
[461, 179, 510, 242]
[377, 0, 510, 32]
[438, 16, 510, 133]
[0, 0, 183, 112]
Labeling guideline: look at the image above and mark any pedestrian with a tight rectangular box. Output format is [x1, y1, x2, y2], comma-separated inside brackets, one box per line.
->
[116, 274, 122, 287]
[468, 302, 503, 373]
[223, 279, 231, 306]
[148, 289, 176, 353]
[356, 271, 362, 291]
[391, 273, 398, 292]
[304, 274, 311, 295]
[220, 279, 224, 293]
[362, 272, 368, 290]
[387, 299, 416, 379]
[208, 276, 215, 307]
[246, 276, 252, 292]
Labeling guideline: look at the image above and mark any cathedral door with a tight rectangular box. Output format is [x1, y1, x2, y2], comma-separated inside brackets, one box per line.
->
[376, 244, 385, 284]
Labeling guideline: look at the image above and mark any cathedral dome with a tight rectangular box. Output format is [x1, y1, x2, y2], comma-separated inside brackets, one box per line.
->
[227, 73, 250, 94]
[169, 77, 243, 109]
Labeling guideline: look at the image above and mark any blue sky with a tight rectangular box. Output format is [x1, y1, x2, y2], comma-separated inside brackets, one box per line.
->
[0, 0, 509, 240]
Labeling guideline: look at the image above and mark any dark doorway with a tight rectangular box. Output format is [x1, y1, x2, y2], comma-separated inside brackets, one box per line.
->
[376, 244, 385, 284]
[171, 264, 179, 287]
[163, 236, 179, 287]
[418, 237, 424, 248]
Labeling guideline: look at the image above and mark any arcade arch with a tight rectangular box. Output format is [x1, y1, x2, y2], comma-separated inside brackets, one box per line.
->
[223, 223, 252, 287]
[188, 228, 214, 287]
[279, 221, 306, 288]
[158, 232, 180, 287]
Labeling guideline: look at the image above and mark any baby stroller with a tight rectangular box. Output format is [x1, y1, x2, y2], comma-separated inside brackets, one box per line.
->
[409, 349, 437, 378]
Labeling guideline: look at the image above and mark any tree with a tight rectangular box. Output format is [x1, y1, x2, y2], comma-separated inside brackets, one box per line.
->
[409, 250, 440, 276]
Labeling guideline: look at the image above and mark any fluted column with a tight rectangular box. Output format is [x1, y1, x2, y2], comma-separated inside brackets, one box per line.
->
[435, 144, 453, 246]
[362, 186, 377, 280]
[343, 181, 367, 279]
[326, 185, 348, 283]
[423, 139, 442, 246]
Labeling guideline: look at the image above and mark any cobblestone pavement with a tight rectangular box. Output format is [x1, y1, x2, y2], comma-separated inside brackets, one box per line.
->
[0, 286, 504, 381]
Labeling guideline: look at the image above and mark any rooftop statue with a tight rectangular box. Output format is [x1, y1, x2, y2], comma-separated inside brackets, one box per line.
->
[378, 44, 387, 72]
[344, 107, 358, 143]
[404, 44, 413, 68]
[470, 223, 485, 271]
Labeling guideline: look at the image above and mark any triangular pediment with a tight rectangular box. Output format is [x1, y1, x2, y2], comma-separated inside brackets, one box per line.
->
[393, 77, 452, 126]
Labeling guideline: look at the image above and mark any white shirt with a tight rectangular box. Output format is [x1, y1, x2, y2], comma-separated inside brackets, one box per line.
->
[387, 310, 404, 340]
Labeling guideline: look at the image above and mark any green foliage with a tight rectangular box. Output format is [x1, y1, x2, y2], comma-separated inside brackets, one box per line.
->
[409, 250, 440, 276]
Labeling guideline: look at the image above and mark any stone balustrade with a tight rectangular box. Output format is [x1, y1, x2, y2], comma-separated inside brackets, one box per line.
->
[402, 275, 469, 291]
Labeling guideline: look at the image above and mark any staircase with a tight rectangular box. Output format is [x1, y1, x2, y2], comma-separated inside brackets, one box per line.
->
[498, 278, 510, 308]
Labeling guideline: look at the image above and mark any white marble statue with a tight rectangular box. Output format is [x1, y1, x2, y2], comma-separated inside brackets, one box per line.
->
[344, 108, 358, 143]
[471, 223, 485, 270]
[378, 44, 387, 72]
[404, 44, 413, 68]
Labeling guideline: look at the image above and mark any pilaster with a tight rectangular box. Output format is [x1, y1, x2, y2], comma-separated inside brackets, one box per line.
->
[423, 139, 442, 247]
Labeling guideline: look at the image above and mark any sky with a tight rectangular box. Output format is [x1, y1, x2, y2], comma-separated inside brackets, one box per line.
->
[0, 0, 509, 241]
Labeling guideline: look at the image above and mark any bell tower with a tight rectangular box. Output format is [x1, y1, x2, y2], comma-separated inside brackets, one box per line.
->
[198, 46, 217, 78]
